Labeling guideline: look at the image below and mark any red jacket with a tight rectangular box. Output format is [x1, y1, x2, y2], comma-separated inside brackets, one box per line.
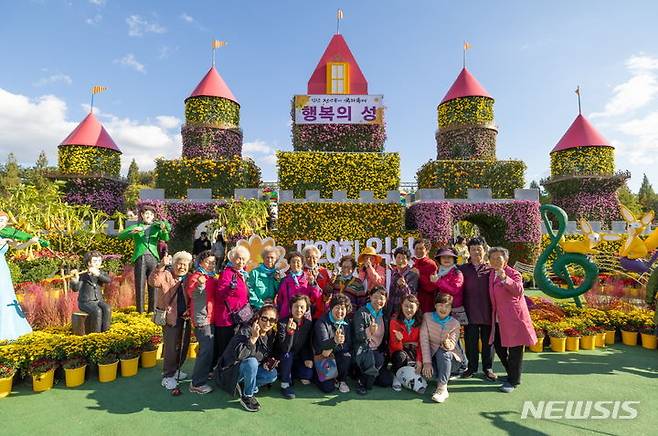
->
[414, 256, 438, 313]
[432, 267, 465, 307]
[389, 317, 423, 364]
[304, 266, 332, 319]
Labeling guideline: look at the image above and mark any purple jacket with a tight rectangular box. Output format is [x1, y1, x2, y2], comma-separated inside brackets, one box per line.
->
[277, 272, 322, 320]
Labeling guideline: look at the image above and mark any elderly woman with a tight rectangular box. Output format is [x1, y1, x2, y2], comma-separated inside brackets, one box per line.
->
[217, 305, 279, 412]
[148, 251, 193, 390]
[214, 245, 251, 369]
[357, 246, 386, 292]
[388, 246, 419, 316]
[186, 250, 218, 394]
[487, 247, 537, 393]
[302, 244, 333, 318]
[248, 246, 283, 309]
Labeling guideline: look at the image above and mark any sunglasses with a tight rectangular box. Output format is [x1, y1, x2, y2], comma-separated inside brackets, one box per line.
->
[259, 316, 277, 324]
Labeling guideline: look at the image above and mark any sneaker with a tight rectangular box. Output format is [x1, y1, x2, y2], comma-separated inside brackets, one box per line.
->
[392, 377, 402, 392]
[174, 370, 188, 380]
[162, 377, 177, 390]
[449, 374, 460, 381]
[337, 381, 350, 393]
[281, 385, 296, 399]
[499, 382, 515, 393]
[299, 379, 311, 385]
[461, 370, 475, 379]
[356, 384, 368, 395]
[240, 395, 261, 412]
[431, 388, 449, 403]
[484, 369, 498, 382]
[189, 384, 213, 394]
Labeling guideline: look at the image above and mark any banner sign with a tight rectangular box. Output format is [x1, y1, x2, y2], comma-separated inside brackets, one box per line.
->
[293, 94, 384, 125]
[294, 237, 415, 265]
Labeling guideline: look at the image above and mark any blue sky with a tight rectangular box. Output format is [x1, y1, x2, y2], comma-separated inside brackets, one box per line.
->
[1, 0, 658, 191]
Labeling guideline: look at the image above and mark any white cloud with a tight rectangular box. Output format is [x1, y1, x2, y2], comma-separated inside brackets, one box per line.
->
[0, 87, 181, 176]
[180, 13, 194, 23]
[89, 0, 106, 5]
[243, 140, 277, 178]
[85, 14, 102, 25]
[126, 15, 165, 37]
[155, 115, 180, 130]
[592, 55, 658, 118]
[33, 73, 72, 87]
[114, 53, 146, 74]
[243, 140, 272, 154]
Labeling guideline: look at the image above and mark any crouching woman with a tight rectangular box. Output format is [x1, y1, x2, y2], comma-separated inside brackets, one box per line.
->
[216, 305, 279, 412]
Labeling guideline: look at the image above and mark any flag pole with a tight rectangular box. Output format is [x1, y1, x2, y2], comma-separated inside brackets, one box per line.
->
[336, 14, 340, 34]
[212, 46, 216, 67]
[576, 85, 582, 115]
[90, 91, 94, 114]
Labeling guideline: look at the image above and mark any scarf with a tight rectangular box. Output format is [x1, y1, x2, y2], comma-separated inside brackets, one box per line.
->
[290, 270, 303, 286]
[403, 318, 415, 334]
[259, 263, 277, 275]
[365, 302, 383, 321]
[237, 268, 248, 281]
[328, 311, 347, 328]
[432, 312, 453, 327]
[196, 265, 216, 278]
[438, 265, 455, 278]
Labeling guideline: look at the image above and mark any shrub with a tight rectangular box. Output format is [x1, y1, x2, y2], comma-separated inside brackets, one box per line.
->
[416, 159, 526, 198]
[277, 151, 400, 199]
[155, 157, 261, 198]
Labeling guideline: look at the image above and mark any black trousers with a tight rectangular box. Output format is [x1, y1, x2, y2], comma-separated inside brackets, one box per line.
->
[213, 325, 236, 369]
[390, 349, 417, 373]
[464, 323, 494, 373]
[493, 324, 524, 386]
[162, 318, 191, 377]
[78, 300, 111, 332]
[134, 253, 157, 313]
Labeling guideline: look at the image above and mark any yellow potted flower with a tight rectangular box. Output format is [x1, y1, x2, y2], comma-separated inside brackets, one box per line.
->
[564, 328, 581, 352]
[98, 352, 119, 383]
[62, 355, 87, 388]
[0, 359, 18, 399]
[29, 358, 58, 392]
[119, 347, 141, 377]
[640, 323, 657, 350]
[141, 335, 161, 369]
[580, 327, 597, 350]
[548, 326, 567, 352]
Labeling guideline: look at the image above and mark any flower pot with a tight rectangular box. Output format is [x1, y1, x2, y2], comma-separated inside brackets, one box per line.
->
[580, 335, 596, 350]
[156, 343, 164, 360]
[641, 333, 658, 350]
[141, 350, 158, 368]
[621, 330, 638, 346]
[550, 336, 567, 352]
[0, 375, 13, 399]
[529, 338, 544, 352]
[98, 361, 118, 383]
[188, 344, 199, 359]
[595, 333, 606, 347]
[565, 337, 580, 351]
[120, 357, 139, 377]
[32, 368, 55, 392]
[604, 330, 616, 345]
[64, 365, 86, 388]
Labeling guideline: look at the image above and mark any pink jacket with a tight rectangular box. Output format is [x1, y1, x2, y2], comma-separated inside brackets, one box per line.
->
[488, 266, 537, 347]
[419, 312, 461, 365]
[432, 267, 464, 307]
[277, 272, 322, 320]
[357, 264, 386, 291]
[214, 267, 249, 327]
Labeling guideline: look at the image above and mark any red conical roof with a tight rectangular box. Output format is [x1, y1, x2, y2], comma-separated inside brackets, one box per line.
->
[551, 114, 611, 153]
[59, 112, 120, 152]
[308, 34, 368, 95]
[188, 66, 238, 104]
[440, 68, 492, 104]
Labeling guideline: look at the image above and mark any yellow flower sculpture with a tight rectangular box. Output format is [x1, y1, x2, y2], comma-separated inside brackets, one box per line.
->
[236, 234, 288, 272]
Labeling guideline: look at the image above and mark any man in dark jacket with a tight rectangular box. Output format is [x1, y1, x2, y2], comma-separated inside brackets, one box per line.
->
[70, 251, 112, 332]
[193, 232, 212, 257]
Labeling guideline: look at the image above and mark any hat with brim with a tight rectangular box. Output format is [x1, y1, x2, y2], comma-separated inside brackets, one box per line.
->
[434, 247, 458, 260]
[358, 246, 383, 265]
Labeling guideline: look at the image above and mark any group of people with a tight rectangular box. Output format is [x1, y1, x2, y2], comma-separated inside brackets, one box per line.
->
[149, 236, 537, 412]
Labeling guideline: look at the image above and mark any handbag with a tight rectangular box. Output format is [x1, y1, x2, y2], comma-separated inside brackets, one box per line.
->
[313, 354, 338, 382]
[262, 356, 280, 372]
[153, 278, 184, 326]
[226, 301, 254, 326]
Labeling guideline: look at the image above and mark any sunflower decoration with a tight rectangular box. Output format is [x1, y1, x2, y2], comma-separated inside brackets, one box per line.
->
[236, 234, 288, 273]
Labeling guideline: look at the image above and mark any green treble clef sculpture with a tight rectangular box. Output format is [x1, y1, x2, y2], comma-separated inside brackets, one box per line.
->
[534, 204, 599, 307]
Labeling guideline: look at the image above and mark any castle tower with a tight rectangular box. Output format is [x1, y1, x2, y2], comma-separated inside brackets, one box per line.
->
[542, 113, 629, 222]
[57, 112, 126, 213]
[417, 66, 525, 198]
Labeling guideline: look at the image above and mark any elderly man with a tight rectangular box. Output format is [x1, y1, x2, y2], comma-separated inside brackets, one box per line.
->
[149, 251, 193, 390]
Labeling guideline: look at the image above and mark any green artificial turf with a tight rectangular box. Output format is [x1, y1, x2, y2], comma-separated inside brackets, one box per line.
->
[1, 344, 656, 436]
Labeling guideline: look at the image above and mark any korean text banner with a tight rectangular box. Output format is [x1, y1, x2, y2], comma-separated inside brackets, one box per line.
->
[293, 95, 384, 124]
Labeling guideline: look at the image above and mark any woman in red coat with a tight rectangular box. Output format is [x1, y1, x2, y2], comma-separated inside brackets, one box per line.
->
[389, 294, 424, 392]
[430, 248, 466, 324]
[487, 247, 537, 394]
[302, 245, 332, 319]
[412, 239, 438, 313]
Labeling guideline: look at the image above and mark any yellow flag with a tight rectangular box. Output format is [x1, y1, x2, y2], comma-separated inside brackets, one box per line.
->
[212, 40, 227, 49]
[463, 41, 472, 50]
[337, 9, 344, 20]
[91, 85, 107, 95]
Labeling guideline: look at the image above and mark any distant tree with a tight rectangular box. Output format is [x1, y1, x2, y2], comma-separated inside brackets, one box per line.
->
[138, 169, 156, 187]
[617, 183, 642, 216]
[637, 174, 657, 214]
[127, 159, 139, 185]
[0, 153, 22, 194]
[530, 180, 550, 205]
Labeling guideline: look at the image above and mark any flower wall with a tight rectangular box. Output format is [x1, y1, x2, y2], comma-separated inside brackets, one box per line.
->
[550, 147, 615, 177]
[438, 96, 494, 129]
[62, 177, 127, 214]
[416, 159, 526, 198]
[436, 126, 497, 160]
[292, 123, 386, 152]
[184, 96, 240, 128]
[181, 125, 242, 159]
[277, 151, 400, 199]
[407, 200, 541, 263]
[58, 146, 121, 177]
